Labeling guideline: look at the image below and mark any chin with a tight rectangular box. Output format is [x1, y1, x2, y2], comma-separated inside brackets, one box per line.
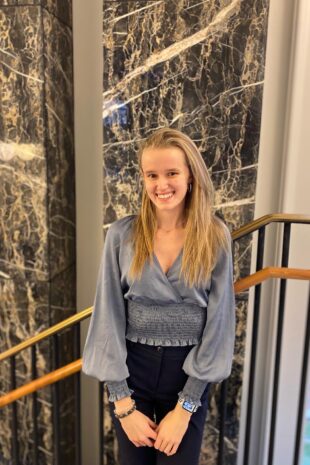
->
[155, 199, 185, 210]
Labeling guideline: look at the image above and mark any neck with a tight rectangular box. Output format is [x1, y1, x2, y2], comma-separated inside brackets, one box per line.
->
[155, 208, 186, 231]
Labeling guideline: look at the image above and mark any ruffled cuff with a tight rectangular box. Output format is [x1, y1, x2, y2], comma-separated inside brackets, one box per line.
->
[177, 376, 209, 408]
[105, 379, 134, 402]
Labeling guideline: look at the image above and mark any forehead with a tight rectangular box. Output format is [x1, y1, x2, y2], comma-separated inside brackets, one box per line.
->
[141, 146, 187, 170]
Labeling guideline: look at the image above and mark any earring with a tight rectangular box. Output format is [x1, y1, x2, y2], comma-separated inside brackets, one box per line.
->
[188, 183, 192, 193]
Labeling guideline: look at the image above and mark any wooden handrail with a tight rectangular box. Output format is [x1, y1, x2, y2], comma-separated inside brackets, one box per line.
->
[234, 266, 310, 293]
[231, 213, 310, 240]
[1, 266, 310, 408]
[0, 359, 82, 408]
[1, 213, 309, 363]
[0, 307, 93, 362]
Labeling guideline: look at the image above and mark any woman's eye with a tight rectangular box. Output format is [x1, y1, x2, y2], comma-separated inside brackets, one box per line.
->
[146, 172, 177, 179]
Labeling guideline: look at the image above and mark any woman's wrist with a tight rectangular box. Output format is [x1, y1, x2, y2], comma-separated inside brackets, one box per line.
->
[114, 396, 133, 412]
[114, 398, 136, 419]
[174, 402, 192, 421]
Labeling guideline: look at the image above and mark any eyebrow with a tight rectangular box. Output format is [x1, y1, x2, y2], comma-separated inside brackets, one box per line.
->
[144, 168, 181, 174]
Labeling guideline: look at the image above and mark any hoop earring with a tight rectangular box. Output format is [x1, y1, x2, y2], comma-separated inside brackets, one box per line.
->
[188, 183, 192, 193]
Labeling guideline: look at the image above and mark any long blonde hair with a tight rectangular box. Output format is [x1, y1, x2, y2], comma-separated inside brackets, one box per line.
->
[127, 127, 230, 288]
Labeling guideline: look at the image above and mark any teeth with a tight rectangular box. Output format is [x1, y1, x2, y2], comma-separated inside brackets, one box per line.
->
[157, 193, 173, 199]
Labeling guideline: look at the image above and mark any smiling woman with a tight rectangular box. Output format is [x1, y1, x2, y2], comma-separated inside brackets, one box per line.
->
[129, 128, 230, 288]
[141, 146, 192, 219]
[82, 127, 235, 465]
[140, 145, 192, 275]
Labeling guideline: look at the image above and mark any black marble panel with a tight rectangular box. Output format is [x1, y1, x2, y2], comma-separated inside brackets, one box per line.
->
[0, 3, 75, 465]
[0, 1, 40, 5]
[42, 8, 75, 283]
[0, 6, 44, 142]
[42, 0, 72, 26]
[0, 1, 72, 26]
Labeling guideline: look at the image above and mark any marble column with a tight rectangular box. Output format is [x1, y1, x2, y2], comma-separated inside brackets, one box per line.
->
[0, 1, 75, 464]
[102, 0, 270, 464]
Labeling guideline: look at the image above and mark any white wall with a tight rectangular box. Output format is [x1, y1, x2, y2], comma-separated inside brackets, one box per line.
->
[72, 1, 103, 464]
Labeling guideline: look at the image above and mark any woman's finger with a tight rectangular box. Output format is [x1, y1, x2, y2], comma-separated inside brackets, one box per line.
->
[167, 443, 178, 456]
[163, 441, 174, 455]
[159, 439, 170, 453]
[143, 438, 155, 447]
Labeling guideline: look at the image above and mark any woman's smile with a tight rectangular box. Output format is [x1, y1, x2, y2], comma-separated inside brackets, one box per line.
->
[156, 191, 175, 201]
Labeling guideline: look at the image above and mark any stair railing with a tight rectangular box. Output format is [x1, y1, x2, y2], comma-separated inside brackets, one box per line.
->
[1, 213, 310, 465]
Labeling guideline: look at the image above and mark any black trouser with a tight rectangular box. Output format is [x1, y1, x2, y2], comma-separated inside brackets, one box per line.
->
[108, 339, 210, 465]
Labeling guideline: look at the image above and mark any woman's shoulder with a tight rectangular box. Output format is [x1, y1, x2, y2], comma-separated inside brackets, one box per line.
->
[106, 214, 137, 240]
[215, 213, 232, 234]
[221, 220, 232, 240]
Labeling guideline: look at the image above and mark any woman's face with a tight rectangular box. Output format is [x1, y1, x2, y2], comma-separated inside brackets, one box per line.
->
[141, 146, 192, 214]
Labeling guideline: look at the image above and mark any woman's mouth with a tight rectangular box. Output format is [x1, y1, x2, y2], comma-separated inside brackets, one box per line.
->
[156, 192, 175, 200]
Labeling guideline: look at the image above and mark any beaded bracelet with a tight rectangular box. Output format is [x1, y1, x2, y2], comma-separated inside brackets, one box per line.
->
[114, 400, 136, 419]
[114, 399, 135, 414]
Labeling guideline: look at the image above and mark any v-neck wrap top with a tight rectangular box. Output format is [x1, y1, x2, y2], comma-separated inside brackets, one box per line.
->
[82, 214, 236, 408]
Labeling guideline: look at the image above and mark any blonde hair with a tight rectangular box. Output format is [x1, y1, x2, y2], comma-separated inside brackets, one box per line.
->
[128, 127, 230, 288]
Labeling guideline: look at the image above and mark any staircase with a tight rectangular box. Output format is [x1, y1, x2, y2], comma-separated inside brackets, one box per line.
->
[1, 213, 310, 465]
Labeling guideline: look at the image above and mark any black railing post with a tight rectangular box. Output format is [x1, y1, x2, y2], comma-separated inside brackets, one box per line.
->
[217, 379, 228, 465]
[73, 324, 81, 465]
[243, 225, 265, 465]
[99, 382, 104, 465]
[52, 333, 61, 465]
[10, 355, 19, 465]
[267, 222, 291, 465]
[31, 345, 39, 465]
[293, 283, 310, 465]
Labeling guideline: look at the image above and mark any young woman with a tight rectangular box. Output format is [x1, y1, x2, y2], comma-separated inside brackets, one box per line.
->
[82, 127, 236, 465]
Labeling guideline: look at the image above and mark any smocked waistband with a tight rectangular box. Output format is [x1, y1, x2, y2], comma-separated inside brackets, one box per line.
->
[125, 300, 207, 346]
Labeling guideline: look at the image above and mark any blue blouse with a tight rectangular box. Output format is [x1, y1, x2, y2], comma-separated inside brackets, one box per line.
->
[82, 214, 236, 407]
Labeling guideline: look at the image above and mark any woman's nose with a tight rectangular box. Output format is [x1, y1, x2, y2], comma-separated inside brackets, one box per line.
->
[156, 177, 169, 190]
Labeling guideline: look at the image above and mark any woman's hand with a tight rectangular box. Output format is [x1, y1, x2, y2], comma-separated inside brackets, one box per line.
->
[119, 409, 158, 448]
[153, 404, 192, 456]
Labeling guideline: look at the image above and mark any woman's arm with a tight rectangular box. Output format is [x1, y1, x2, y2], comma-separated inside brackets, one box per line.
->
[178, 225, 236, 407]
[81, 221, 133, 402]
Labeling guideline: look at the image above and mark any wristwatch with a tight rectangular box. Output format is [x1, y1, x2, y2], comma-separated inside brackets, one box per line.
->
[177, 397, 199, 413]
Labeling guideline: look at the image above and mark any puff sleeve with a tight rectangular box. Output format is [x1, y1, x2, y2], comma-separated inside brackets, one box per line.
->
[81, 222, 134, 402]
[178, 226, 236, 407]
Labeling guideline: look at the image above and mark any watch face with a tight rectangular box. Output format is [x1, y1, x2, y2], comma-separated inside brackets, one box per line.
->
[183, 400, 195, 412]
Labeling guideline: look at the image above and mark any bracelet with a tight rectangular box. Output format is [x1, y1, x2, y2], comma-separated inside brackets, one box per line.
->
[114, 399, 135, 414]
[114, 400, 136, 419]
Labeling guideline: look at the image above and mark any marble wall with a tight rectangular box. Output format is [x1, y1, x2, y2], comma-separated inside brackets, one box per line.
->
[0, 1, 75, 464]
[102, 0, 269, 464]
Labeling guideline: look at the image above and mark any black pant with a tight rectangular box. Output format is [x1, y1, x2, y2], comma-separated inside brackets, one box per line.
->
[108, 339, 210, 465]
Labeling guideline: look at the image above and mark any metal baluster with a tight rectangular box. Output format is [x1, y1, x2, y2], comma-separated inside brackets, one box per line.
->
[99, 382, 104, 465]
[31, 345, 39, 465]
[52, 334, 61, 465]
[216, 232, 235, 464]
[293, 283, 310, 465]
[217, 379, 228, 465]
[267, 222, 291, 465]
[243, 225, 265, 465]
[10, 355, 19, 465]
[73, 324, 81, 465]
